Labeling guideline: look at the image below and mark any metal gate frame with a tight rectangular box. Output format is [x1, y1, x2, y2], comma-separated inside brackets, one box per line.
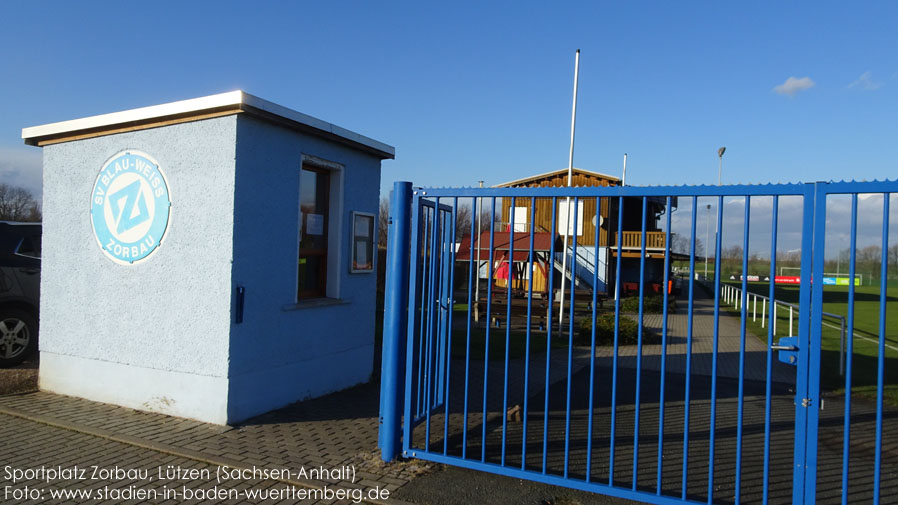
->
[378, 180, 896, 504]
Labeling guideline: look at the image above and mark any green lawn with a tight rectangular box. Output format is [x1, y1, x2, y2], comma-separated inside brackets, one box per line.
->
[723, 281, 898, 405]
[448, 325, 568, 361]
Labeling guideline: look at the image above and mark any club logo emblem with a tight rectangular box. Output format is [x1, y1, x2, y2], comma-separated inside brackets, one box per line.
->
[90, 151, 171, 264]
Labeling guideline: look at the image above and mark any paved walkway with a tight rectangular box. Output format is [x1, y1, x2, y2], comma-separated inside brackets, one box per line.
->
[610, 286, 797, 384]
[0, 381, 425, 505]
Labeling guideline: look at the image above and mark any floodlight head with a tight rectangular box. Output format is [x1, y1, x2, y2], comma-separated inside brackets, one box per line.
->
[718, 146, 726, 158]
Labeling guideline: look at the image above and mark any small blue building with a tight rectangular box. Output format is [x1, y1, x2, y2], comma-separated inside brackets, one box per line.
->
[22, 91, 394, 424]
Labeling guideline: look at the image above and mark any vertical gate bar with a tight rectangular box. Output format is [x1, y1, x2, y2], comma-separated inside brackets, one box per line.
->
[735, 196, 751, 504]
[482, 197, 497, 463]
[462, 197, 478, 459]
[403, 194, 423, 455]
[840, 193, 858, 505]
[682, 196, 698, 500]
[379, 181, 412, 461]
[792, 184, 819, 504]
[873, 192, 890, 503]
[543, 198, 559, 474]
[656, 196, 672, 494]
[633, 196, 648, 491]
[586, 197, 601, 481]
[522, 198, 537, 470]
[417, 207, 430, 418]
[609, 196, 624, 485]
[435, 211, 446, 408]
[763, 195, 779, 505]
[439, 210, 451, 406]
[443, 198, 458, 455]
[805, 184, 827, 504]
[563, 197, 580, 478]
[425, 198, 442, 449]
[502, 201, 515, 466]
[707, 195, 724, 504]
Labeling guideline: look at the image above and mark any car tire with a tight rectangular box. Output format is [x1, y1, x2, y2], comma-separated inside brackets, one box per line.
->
[0, 308, 38, 368]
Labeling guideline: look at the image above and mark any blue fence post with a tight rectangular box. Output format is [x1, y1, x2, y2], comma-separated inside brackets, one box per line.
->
[379, 181, 413, 461]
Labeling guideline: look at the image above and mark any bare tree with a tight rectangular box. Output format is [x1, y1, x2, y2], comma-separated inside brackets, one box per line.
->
[377, 197, 390, 248]
[454, 203, 472, 239]
[0, 184, 41, 222]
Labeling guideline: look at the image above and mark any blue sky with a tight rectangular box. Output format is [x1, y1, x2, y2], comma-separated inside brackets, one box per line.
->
[1, 1, 896, 201]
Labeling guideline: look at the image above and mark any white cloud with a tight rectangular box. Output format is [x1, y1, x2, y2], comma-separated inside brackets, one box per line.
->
[847, 71, 883, 91]
[773, 76, 816, 97]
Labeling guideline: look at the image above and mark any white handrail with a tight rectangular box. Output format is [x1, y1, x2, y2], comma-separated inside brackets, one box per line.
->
[704, 278, 848, 376]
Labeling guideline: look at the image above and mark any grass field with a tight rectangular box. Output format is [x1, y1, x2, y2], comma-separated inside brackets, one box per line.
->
[722, 280, 898, 405]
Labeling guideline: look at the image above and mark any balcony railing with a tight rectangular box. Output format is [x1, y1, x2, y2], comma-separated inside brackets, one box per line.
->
[614, 231, 666, 250]
[484, 224, 666, 251]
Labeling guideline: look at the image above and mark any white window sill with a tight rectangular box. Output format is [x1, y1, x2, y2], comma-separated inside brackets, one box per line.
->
[282, 298, 349, 311]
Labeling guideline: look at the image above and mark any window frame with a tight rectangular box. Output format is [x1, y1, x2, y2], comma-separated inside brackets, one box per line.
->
[349, 211, 375, 274]
[297, 164, 330, 300]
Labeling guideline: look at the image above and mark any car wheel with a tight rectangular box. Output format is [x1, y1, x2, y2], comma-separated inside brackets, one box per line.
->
[0, 309, 38, 368]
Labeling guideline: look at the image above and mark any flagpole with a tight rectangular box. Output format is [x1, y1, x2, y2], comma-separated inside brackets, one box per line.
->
[558, 49, 580, 333]
[616, 153, 627, 302]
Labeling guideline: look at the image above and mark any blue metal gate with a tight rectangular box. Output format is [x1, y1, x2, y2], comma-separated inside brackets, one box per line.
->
[379, 180, 897, 504]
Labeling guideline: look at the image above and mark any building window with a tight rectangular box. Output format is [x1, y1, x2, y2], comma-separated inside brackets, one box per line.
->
[350, 212, 375, 273]
[298, 165, 330, 299]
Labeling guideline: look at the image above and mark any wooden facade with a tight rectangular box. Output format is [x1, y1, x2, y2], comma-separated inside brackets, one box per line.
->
[496, 168, 619, 247]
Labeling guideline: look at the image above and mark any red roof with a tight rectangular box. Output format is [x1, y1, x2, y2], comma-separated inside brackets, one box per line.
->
[455, 231, 555, 261]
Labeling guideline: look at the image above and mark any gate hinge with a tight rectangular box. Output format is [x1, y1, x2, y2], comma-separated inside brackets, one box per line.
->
[801, 398, 813, 408]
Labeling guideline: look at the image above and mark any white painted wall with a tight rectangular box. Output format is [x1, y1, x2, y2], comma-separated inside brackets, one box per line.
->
[227, 116, 380, 422]
[39, 116, 238, 423]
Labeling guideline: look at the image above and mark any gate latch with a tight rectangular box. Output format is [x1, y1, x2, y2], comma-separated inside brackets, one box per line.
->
[772, 336, 799, 366]
[801, 398, 813, 408]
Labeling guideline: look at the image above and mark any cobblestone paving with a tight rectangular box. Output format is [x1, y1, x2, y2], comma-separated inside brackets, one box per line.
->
[0, 382, 427, 504]
[1, 413, 329, 504]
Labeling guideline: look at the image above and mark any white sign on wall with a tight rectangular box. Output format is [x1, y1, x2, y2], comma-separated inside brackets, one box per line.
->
[557, 199, 584, 236]
[513, 206, 528, 232]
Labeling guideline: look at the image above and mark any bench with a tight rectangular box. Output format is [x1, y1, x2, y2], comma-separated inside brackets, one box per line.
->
[477, 289, 548, 329]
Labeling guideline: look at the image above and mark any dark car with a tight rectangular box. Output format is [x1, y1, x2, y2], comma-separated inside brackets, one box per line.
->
[0, 222, 40, 367]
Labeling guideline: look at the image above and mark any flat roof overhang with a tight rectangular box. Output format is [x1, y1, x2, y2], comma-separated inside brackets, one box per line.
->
[21, 90, 395, 160]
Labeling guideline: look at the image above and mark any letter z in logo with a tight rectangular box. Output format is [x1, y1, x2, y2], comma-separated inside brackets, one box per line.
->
[90, 151, 171, 265]
[110, 179, 150, 234]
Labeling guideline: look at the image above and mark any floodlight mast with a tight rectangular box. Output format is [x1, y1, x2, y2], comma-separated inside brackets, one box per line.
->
[558, 49, 580, 333]
[717, 146, 726, 186]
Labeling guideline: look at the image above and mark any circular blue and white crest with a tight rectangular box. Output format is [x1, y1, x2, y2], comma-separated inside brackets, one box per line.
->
[90, 151, 171, 264]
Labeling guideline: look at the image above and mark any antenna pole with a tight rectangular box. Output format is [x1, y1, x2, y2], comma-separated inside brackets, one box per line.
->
[559, 49, 580, 333]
